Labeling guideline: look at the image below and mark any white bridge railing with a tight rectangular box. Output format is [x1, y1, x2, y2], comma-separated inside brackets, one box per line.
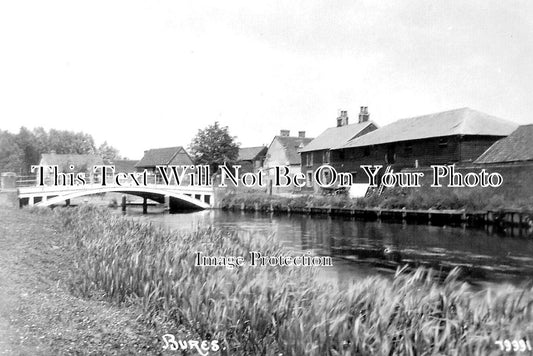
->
[17, 181, 215, 209]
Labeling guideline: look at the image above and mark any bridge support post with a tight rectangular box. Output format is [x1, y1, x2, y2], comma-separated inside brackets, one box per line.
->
[65, 199, 70, 207]
[143, 197, 148, 214]
[164, 195, 170, 211]
[121, 195, 126, 212]
[28, 196, 34, 206]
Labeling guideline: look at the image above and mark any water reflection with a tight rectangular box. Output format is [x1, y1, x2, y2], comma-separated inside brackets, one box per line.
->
[128, 208, 533, 286]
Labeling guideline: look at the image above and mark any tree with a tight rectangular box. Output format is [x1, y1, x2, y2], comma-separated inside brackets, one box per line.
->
[15, 127, 41, 174]
[189, 122, 240, 174]
[47, 129, 96, 154]
[0, 130, 24, 173]
[97, 141, 122, 164]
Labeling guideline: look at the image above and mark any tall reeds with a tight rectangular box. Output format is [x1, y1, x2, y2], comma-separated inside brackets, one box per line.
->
[49, 206, 533, 355]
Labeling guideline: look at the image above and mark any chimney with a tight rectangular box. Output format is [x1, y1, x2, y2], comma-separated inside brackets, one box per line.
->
[358, 106, 370, 123]
[298, 131, 306, 138]
[336, 110, 349, 127]
[280, 129, 290, 137]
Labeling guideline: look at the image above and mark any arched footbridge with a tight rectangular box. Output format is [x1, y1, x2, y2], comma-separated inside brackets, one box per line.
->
[18, 184, 214, 210]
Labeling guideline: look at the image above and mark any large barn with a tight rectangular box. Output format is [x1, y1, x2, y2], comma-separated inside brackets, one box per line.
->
[331, 107, 518, 183]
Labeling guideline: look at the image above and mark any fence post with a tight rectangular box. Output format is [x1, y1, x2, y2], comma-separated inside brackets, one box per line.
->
[1, 172, 17, 191]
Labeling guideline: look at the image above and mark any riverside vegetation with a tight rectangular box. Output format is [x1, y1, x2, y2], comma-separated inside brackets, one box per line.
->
[35, 205, 533, 355]
[220, 186, 533, 212]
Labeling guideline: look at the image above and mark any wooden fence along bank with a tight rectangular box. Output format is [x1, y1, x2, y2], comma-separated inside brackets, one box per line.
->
[225, 203, 533, 236]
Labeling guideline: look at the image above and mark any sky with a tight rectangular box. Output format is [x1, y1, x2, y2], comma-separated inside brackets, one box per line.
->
[0, 1, 532, 159]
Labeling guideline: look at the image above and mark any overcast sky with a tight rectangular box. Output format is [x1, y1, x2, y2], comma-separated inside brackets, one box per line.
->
[0, 1, 531, 159]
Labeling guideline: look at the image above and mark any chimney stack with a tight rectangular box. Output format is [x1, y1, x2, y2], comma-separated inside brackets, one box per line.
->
[298, 131, 306, 138]
[336, 110, 349, 127]
[358, 106, 369, 123]
[280, 129, 290, 137]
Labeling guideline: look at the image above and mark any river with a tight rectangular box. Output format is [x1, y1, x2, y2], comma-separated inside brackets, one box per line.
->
[125, 207, 533, 286]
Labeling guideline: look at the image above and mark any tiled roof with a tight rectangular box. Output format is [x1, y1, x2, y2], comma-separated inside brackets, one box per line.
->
[135, 147, 193, 168]
[338, 108, 518, 149]
[474, 124, 533, 164]
[299, 121, 376, 153]
[39, 153, 103, 171]
[275, 136, 314, 165]
[111, 159, 139, 173]
[238, 146, 267, 161]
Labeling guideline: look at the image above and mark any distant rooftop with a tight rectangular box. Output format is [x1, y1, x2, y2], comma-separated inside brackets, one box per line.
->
[111, 159, 139, 173]
[274, 136, 314, 165]
[238, 146, 267, 161]
[40, 153, 103, 171]
[135, 146, 192, 168]
[474, 124, 533, 164]
[300, 121, 376, 153]
[337, 108, 518, 149]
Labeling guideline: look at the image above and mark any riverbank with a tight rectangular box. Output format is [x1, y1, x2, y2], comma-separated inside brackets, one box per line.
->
[219, 188, 533, 231]
[28, 206, 533, 354]
[0, 206, 163, 355]
[221, 186, 533, 211]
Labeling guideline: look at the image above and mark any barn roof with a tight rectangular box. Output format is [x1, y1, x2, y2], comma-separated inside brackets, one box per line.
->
[238, 146, 267, 161]
[135, 146, 193, 168]
[299, 121, 376, 153]
[337, 108, 518, 149]
[474, 124, 533, 164]
[111, 159, 139, 173]
[273, 136, 314, 165]
[39, 153, 103, 171]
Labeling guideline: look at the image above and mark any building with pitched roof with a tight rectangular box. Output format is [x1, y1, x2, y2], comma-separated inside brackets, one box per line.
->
[331, 107, 518, 183]
[135, 146, 193, 183]
[300, 107, 378, 189]
[236, 146, 267, 173]
[470, 125, 533, 200]
[263, 130, 313, 193]
[135, 146, 193, 171]
[474, 124, 533, 165]
[111, 159, 139, 173]
[39, 152, 104, 184]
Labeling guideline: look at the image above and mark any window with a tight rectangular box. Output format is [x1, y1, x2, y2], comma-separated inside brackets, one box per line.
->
[404, 142, 413, 155]
[306, 153, 313, 167]
[323, 151, 330, 163]
[306, 171, 313, 187]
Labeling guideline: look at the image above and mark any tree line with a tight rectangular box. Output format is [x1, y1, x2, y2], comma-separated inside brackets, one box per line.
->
[0, 127, 121, 175]
[1, 122, 242, 176]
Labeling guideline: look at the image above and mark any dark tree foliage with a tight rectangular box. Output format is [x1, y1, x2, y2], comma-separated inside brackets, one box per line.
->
[189, 122, 240, 174]
[0, 127, 121, 175]
[14, 127, 41, 174]
[47, 129, 96, 154]
[0, 130, 24, 173]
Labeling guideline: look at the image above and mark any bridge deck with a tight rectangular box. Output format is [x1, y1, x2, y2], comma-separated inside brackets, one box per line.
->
[18, 183, 215, 209]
